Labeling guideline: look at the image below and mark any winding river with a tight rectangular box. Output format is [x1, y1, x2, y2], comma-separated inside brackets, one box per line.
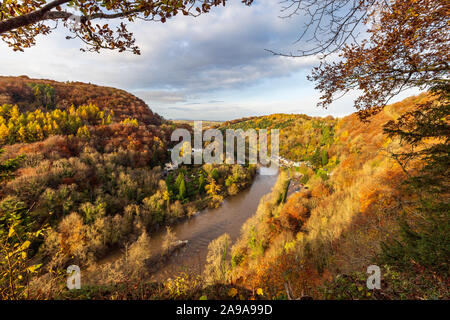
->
[148, 166, 279, 281]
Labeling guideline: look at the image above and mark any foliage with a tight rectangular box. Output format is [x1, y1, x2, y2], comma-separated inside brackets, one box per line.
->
[161, 226, 177, 256]
[229, 93, 449, 300]
[205, 178, 223, 208]
[28, 83, 55, 109]
[0, 76, 163, 126]
[0, 103, 113, 145]
[219, 114, 337, 170]
[0, 0, 253, 53]
[0, 196, 46, 299]
[321, 265, 449, 300]
[0, 149, 24, 183]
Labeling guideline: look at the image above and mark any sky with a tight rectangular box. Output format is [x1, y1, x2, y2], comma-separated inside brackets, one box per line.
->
[0, 0, 419, 121]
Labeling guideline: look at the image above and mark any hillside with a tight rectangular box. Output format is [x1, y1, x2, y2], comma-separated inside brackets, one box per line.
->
[220, 93, 449, 300]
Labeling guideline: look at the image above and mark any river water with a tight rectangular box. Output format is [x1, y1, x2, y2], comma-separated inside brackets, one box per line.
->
[148, 166, 279, 281]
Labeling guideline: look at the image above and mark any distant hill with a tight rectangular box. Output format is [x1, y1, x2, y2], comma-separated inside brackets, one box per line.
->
[0, 76, 162, 126]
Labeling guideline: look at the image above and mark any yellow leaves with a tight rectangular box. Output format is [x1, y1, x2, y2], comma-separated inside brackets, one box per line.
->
[120, 118, 139, 127]
[340, 130, 349, 140]
[1, 102, 114, 144]
[0, 122, 9, 143]
[382, 137, 392, 149]
[256, 288, 264, 296]
[76, 125, 91, 139]
[164, 273, 202, 298]
[284, 240, 296, 253]
[228, 287, 238, 297]
[163, 190, 170, 202]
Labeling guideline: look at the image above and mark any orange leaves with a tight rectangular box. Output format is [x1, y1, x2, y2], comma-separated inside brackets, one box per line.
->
[359, 187, 380, 214]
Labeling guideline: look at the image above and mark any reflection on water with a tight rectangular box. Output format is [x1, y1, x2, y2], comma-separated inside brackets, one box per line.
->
[149, 165, 279, 281]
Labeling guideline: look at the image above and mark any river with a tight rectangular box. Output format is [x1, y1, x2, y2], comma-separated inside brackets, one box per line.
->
[147, 165, 279, 281]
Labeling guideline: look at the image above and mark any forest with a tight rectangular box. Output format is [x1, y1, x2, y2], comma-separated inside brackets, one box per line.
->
[224, 93, 448, 300]
[0, 75, 447, 300]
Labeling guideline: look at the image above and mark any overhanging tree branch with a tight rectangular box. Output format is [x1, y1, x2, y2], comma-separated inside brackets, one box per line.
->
[0, 0, 254, 53]
[0, 0, 69, 34]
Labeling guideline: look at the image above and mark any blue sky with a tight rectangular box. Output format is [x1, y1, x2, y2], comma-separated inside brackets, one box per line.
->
[0, 0, 419, 121]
